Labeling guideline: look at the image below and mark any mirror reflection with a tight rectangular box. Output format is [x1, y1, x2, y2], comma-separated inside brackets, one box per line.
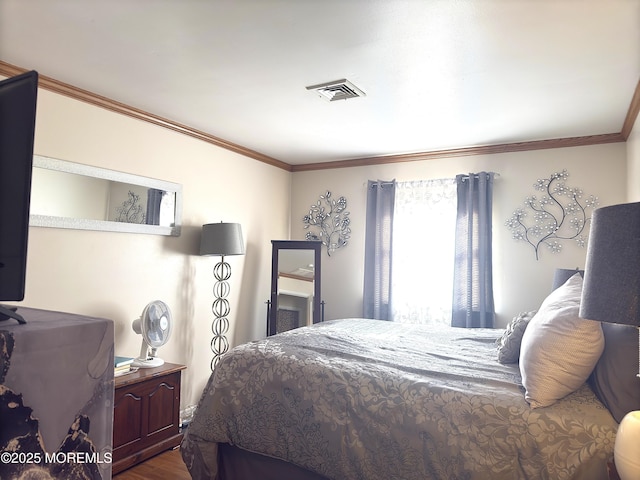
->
[30, 155, 182, 236]
[268, 240, 322, 336]
[277, 249, 315, 329]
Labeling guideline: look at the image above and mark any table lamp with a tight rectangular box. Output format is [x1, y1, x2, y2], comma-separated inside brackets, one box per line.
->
[579, 202, 640, 480]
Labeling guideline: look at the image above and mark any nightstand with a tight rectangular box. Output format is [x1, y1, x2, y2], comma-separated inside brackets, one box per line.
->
[112, 362, 186, 474]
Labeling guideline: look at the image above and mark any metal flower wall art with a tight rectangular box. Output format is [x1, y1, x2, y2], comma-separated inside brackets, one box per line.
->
[115, 190, 146, 224]
[505, 170, 599, 260]
[303, 191, 351, 256]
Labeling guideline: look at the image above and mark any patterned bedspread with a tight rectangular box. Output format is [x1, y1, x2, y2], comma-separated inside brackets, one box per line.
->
[181, 318, 617, 480]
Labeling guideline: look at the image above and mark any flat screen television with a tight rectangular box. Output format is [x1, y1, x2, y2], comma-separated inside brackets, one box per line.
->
[0, 70, 38, 324]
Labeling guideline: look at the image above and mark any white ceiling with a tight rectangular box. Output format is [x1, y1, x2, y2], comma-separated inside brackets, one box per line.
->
[1, 0, 639, 167]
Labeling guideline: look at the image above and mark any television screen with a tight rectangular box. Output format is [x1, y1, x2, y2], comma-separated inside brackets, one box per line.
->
[0, 70, 38, 323]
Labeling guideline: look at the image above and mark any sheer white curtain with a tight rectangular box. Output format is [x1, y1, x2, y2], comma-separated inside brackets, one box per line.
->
[391, 179, 457, 326]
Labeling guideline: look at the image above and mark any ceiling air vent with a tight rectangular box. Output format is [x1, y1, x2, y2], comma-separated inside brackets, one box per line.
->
[306, 79, 365, 102]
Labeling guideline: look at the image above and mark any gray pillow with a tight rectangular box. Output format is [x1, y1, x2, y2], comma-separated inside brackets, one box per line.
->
[589, 323, 640, 423]
[497, 311, 536, 364]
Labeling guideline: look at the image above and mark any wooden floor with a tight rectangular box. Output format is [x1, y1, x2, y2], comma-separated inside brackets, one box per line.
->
[113, 448, 191, 480]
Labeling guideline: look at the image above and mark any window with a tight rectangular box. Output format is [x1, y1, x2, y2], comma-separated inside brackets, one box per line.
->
[391, 179, 457, 326]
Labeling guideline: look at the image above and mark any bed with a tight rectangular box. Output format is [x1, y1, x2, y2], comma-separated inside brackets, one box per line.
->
[181, 312, 620, 480]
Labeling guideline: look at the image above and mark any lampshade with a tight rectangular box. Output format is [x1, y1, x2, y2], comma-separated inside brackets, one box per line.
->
[552, 268, 584, 291]
[579, 202, 640, 327]
[200, 223, 245, 257]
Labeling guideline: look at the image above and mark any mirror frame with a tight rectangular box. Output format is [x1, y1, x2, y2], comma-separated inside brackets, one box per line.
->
[268, 240, 322, 336]
[30, 155, 183, 236]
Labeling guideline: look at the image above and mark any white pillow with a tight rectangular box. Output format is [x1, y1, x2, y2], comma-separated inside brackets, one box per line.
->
[519, 273, 604, 408]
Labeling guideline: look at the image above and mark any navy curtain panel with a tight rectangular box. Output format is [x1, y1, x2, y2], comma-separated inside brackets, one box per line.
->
[146, 188, 164, 225]
[363, 180, 396, 320]
[452, 172, 495, 328]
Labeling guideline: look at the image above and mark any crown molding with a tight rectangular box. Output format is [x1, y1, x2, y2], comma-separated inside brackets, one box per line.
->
[290, 133, 625, 172]
[622, 78, 640, 140]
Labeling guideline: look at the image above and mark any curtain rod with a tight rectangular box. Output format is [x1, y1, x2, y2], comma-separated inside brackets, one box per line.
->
[459, 172, 500, 182]
[367, 172, 500, 187]
[367, 180, 396, 188]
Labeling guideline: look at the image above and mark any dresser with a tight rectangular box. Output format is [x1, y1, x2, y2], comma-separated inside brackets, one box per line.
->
[112, 362, 185, 474]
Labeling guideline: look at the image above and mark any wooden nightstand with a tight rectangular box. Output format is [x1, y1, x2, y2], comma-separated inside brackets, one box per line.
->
[112, 362, 186, 475]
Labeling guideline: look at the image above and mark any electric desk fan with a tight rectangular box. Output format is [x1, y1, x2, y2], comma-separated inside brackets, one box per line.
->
[131, 300, 173, 368]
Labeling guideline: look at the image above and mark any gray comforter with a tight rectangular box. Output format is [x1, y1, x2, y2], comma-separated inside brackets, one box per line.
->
[181, 318, 617, 480]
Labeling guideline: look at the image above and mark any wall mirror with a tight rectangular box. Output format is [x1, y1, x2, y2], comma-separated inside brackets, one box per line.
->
[30, 155, 182, 236]
[268, 240, 322, 336]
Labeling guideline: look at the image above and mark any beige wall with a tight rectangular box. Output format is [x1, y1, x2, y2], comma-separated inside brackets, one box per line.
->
[22, 87, 291, 408]
[628, 119, 640, 201]
[291, 142, 628, 328]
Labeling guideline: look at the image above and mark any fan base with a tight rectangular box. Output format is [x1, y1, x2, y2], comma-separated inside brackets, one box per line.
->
[132, 357, 165, 369]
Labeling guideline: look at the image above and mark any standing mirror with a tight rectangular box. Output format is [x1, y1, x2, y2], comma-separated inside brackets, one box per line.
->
[268, 240, 322, 336]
